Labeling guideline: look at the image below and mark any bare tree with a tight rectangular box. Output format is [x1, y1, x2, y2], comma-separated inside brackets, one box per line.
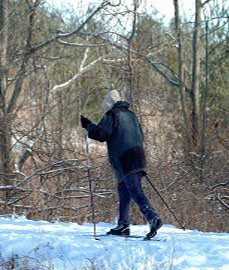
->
[0, 0, 114, 203]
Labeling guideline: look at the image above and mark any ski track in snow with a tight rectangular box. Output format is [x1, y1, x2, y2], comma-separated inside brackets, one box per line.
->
[0, 216, 229, 270]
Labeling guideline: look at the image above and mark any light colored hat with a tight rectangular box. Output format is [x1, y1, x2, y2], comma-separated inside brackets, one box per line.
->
[102, 90, 121, 112]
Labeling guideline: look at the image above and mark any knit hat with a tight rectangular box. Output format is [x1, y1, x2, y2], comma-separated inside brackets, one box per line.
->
[102, 90, 121, 112]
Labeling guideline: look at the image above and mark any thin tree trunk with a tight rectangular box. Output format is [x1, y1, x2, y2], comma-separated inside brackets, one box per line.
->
[126, 0, 139, 103]
[0, 0, 12, 206]
[199, 20, 209, 231]
[0, 0, 37, 205]
[173, 0, 190, 153]
[200, 21, 209, 182]
[57, 92, 63, 159]
[191, 0, 202, 144]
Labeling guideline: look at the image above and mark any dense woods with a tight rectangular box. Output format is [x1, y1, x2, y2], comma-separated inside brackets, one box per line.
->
[0, 0, 228, 232]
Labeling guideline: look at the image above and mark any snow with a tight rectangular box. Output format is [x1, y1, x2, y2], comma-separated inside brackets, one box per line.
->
[0, 216, 229, 270]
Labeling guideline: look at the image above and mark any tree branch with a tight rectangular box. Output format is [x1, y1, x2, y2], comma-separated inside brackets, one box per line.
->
[211, 181, 229, 191]
[79, 31, 190, 90]
[26, 1, 111, 55]
[57, 39, 108, 47]
[50, 51, 104, 94]
[202, 0, 213, 7]
[216, 193, 229, 210]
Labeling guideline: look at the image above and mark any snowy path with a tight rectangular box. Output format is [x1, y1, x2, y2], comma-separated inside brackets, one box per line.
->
[0, 216, 229, 270]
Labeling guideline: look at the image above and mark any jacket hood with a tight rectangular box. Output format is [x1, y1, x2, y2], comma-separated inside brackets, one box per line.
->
[112, 101, 130, 109]
[102, 90, 122, 112]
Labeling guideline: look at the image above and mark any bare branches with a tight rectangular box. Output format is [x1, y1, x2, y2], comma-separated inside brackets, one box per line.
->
[212, 182, 229, 190]
[5, 0, 114, 113]
[26, 1, 112, 55]
[6, 0, 40, 114]
[0, 155, 114, 221]
[202, 0, 213, 7]
[57, 39, 108, 47]
[50, 50, 104, 94]
[216, 193, 229, 210]
[210, 181, 229, 210]
[108, 0, 121, 7]
[127, 0, 139, 43]
[53, 31, 184, 95]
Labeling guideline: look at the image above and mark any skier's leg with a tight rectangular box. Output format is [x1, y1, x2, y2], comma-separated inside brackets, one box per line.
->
[124, 172, 158, 222]
[117, 180, 131, 226]
[107, 180, 131, 235]
[124, 172, 163, 238]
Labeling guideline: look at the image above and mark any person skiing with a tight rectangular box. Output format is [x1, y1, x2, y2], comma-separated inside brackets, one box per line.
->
[80, 90, 162, 239]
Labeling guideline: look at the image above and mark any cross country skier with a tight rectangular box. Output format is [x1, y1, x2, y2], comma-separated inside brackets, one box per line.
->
[80, 90, 162, 239]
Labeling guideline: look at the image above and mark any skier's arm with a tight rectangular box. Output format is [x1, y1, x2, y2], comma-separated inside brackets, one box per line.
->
[86, 111, 117, 142]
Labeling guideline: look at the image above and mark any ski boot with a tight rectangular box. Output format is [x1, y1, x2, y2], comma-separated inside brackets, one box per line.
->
[107, 224, 130, 236]
[144, 217, 163, 240]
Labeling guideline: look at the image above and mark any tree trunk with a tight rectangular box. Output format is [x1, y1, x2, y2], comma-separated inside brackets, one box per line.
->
[126, 0, 139, 104]
[173, 0, 190, 153]
[0, 0, 12, 206]
[57, 92, 63, 159]
[191, 0, 202, 145]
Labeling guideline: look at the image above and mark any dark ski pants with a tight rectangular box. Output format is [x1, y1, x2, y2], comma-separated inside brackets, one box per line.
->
[118, 172, 158, 225]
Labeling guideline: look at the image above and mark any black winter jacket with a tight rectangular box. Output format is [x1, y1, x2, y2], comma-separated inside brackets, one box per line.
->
[86, 101, 146, 182]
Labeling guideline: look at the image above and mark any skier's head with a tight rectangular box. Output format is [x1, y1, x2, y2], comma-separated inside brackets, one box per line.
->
[102, 90, 121, 112]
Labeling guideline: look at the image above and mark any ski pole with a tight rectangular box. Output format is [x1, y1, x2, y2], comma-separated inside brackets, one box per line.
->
[84, 131, 99, 240]
[145, 174, 186, 230]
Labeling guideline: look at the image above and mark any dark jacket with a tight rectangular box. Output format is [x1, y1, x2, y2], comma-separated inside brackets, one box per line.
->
[86, 101, 146, 182]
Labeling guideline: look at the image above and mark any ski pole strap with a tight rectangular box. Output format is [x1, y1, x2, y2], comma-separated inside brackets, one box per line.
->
[145, 175, 186, 230]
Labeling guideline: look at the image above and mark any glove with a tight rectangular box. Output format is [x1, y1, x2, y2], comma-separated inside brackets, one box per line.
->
[80, 115, 92, 129]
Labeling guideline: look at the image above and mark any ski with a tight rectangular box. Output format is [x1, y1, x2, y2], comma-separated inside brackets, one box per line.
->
[91, 234, 166, 241]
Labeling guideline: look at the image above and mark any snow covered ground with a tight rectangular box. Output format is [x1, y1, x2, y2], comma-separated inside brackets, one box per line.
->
[0, 216, 229, 270]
